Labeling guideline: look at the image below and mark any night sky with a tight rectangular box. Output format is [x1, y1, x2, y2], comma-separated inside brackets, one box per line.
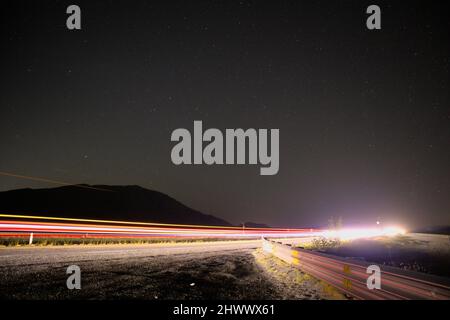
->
[1, 0, 449, 229]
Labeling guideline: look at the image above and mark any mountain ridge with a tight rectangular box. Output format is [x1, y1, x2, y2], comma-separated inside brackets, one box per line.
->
[0, 184, 232, 226]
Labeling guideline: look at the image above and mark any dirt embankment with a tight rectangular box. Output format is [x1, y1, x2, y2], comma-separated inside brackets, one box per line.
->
[0, 244, 339, 299]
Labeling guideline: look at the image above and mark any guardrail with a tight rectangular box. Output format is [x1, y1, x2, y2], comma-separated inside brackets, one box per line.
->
[262, 237, 450, 300]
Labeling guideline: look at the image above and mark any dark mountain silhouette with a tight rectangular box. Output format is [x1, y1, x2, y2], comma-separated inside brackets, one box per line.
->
[239, 222, 271, 228]
[0, 185, 231, 226]
[413, 225, 450, 235]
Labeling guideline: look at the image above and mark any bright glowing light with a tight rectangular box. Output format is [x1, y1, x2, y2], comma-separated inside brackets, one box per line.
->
[321, 226, 406, 240]
[382, 226, 406, 236]
[0, 214, 405, 241]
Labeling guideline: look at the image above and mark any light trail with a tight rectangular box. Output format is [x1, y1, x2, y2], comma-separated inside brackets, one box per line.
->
[0, 213, 309, 231]
[0, 214, 405, 240]
[0, 214, 323, 239]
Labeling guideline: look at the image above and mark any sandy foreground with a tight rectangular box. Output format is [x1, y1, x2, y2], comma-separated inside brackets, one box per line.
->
[0, 240, 343, 299]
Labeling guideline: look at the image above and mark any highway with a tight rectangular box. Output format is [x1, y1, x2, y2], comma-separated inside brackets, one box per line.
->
[1, 214, 449, 300]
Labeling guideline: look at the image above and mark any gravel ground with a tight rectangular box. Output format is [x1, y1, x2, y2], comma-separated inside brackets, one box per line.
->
[0, 241, 336, 300]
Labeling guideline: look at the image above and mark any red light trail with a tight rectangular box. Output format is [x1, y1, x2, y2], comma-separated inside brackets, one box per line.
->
[0, 214, 322, 239]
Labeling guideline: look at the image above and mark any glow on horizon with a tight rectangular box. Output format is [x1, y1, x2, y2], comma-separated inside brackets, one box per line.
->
[321, 226, 406, 240]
